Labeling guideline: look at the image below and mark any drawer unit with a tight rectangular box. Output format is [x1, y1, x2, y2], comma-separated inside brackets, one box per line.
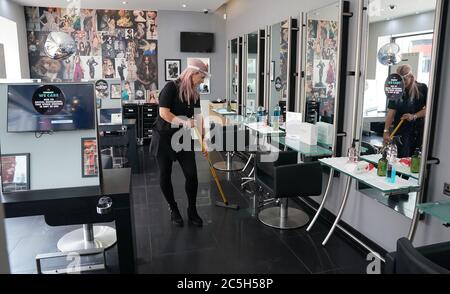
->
[121, 103, 158, 145]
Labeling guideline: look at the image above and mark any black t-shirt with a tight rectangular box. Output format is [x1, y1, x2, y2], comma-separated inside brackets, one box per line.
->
[155, 80, 199, 134]
[387, 82, 428, 137]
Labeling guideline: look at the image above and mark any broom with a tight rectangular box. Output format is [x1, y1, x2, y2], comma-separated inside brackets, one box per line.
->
[194, 127, 239, 210]
[379, 119, 405, 154]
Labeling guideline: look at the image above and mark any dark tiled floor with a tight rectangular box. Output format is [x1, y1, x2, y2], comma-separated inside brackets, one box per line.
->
[4, 146, 369, 274]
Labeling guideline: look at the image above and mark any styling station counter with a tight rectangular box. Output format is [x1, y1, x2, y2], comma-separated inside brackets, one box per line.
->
[1, 168, 135, 274]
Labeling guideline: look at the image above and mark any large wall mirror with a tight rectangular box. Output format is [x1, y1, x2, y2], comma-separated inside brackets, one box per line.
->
[357, 0, 440, 219]
[266, 18, 298, 121]
[243, 32, 259, 116]
[302, 1, 349, 155]
[227, 38, 242, 113]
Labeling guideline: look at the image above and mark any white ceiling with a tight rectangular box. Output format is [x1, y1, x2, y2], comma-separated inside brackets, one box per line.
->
[369, 0, 436, 23]
[11, 0, 228, 12]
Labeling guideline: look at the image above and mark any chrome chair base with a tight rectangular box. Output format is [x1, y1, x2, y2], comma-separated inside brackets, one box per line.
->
[57, 225, 117, 252]
[258, 207, 310, 230]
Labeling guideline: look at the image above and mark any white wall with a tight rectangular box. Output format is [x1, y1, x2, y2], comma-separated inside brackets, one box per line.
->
[226, 0, 450, 252]
[0, 16, 21, 80]
[0, 0, 30, 79]
[157, 9, 227, 101]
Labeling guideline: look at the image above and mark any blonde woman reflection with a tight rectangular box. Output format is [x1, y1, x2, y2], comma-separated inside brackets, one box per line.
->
[384, 64, 428, 157]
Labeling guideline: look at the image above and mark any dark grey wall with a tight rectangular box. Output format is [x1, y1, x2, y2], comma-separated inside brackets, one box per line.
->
[367, 11, 435, 79]
[226, 0, 450, 252]
[157, 10, 226, 101]
[0, 0, 30, 78]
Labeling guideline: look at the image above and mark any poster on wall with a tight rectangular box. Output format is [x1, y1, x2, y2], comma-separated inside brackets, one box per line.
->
[25, 6, 159, 99]
[305, 19, 338, 121]
[1, 153, 30, 193]
[81, 138, 98, 178]
[187, 57, 210, 95]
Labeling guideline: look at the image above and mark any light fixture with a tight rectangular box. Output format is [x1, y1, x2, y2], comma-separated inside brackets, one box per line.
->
[223, 13, 227, 20]
[122, 1, 128, 4]
[182, 4, 187, 8]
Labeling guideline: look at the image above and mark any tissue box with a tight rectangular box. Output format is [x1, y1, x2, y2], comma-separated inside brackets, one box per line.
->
[289, 122, 317, 145]
[316, 122, 334, 146]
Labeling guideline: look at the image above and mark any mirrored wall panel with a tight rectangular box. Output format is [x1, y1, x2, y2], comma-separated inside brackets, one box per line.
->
[267, 18, 297, 121]
[229, 38, 239, 105]
[358, 0, 439, 219]
[303, 1, 348, 154]
[244, 32, 258, 116]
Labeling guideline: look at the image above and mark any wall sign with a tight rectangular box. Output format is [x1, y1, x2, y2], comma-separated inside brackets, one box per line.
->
[275, 77, 283, 91]
[384, 73, 405, 100]
[32, 85, 65, 115]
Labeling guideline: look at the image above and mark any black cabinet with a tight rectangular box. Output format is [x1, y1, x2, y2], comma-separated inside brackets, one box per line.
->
[123, 103, 158, 144]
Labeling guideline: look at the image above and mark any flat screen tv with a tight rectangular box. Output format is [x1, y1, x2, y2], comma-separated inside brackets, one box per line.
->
[99, 108, 123, 125]
[180, 32, 214, 53]
[7, 83, 96, 133]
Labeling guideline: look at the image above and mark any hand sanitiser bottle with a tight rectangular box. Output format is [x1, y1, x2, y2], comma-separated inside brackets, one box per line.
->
[410, 148, 421, 174]
[377, 151, 388, 177]
[347, 140, 358, 163]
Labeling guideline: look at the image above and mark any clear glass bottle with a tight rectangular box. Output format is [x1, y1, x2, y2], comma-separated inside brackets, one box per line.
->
[347, 140, 358, 163]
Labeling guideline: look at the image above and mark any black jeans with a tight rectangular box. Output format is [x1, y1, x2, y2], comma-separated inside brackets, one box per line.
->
[157, 150, 198, 209]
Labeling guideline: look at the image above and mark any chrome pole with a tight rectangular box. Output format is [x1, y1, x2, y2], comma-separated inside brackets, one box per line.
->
[306, 169, 334, 232]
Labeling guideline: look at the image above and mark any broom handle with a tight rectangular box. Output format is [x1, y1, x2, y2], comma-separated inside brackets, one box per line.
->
[390, 119, 405, 140]
[194, 127, 229, 204]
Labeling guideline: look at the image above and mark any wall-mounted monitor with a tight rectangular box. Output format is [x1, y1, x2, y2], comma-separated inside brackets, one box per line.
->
[7, 83, 96, 133]
[180, 32, 215, 53]
[99, 108, 123, 125]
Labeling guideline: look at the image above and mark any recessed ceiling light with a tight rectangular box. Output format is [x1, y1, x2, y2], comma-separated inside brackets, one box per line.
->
[182, 4, 187, 8]
[122, 1, 128, 4]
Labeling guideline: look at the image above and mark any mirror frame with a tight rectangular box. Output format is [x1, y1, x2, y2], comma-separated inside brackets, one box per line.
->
[242, 31, 264, 117]
[301, 0, 351, 157]
[354, 0, 447, 228]
[264, 17, 298, 120]
[226, 37, 243, 114]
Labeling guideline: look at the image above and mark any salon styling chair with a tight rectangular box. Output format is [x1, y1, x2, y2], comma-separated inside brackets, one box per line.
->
[384, 237, 450, 274]
[210, 123, 246, 172]
[255, 151, 323, 229]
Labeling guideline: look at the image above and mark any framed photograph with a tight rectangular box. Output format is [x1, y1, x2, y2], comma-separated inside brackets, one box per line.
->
[110, 83, 122, 99]
[187, 57, 210, 95]
[270, 61, 275, 81]
[165, 59, 181, 81]
[1, 153, 30, 193]
[81, 138, 98, 178]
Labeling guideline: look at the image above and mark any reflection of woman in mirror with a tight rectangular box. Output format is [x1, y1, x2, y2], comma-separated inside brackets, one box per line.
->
[384, 64, 428, 157]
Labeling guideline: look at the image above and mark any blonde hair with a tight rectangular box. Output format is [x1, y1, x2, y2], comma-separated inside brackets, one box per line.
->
[178, 67, 200, 104]
[396, 64, 420, 101]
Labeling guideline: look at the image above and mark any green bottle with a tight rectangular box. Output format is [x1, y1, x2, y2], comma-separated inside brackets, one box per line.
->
[377, 151, 388, 177]
[411, 149, 421, 174]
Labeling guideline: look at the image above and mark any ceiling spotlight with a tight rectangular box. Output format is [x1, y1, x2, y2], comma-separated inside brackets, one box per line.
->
[223, 13, 227, 20]
[122, 1, 128, 4]
[182, 4, 187, 8]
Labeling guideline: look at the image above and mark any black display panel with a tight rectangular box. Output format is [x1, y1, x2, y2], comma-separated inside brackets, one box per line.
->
[99, 108, 122, 125]
[7, 83, 96, 132]
[180, 32, 214, 53]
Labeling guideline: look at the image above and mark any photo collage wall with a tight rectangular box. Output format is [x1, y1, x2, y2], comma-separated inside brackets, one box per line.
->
[305, 19, 338, 121]
[24, 7, 159, 103]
